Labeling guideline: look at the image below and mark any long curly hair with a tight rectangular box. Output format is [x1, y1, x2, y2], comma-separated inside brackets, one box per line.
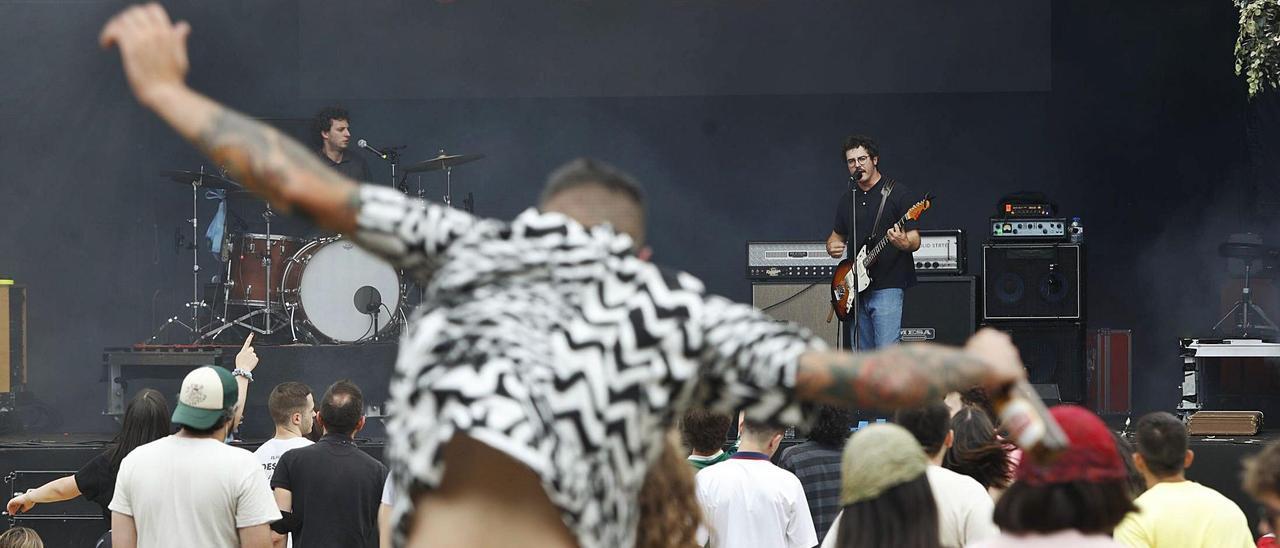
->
[636, 431, 704, 548]
[943, 405, 1012, 491]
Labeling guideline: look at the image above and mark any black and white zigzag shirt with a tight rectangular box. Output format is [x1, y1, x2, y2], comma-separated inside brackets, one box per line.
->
[352, 185, 823, 548]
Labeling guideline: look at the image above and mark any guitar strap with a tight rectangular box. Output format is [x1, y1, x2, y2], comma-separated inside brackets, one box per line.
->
[868, 178, 896, 244]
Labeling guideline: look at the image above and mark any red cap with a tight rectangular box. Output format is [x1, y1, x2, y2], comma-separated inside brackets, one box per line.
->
[1015, 405, 1127, 486]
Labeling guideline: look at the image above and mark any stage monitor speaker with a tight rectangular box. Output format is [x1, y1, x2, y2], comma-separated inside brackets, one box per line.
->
[988, 321, 1085, 403]
[900, 276, 978, 346]
[983, 243, 1082, 321]
[752, 282, 839, 348]
[0, 285, 26, 393]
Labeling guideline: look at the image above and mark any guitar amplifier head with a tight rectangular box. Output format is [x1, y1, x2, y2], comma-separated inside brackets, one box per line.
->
[914, 229, 966, 274]
[746, 241, 838, 281]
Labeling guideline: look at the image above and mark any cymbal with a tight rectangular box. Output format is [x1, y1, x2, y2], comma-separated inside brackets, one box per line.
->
[159, 169, 241, 191]
[403, 153, 485, 174]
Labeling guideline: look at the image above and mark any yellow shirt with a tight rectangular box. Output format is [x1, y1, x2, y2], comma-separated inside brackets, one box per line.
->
[1113, 480, 1254, 548]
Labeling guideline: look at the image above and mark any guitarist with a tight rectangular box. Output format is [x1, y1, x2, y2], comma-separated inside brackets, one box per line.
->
[825, 135, 921, 350]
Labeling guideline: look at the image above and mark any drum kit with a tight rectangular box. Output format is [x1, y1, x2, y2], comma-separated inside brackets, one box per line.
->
[147, 151, 484, 345]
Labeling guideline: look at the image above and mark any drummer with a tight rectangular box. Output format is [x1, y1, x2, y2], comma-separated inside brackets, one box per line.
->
[313, 106, 371, 182]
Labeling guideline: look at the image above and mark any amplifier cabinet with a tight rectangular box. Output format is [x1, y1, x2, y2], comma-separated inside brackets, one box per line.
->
[983, 243, 1083, 321]
[751, 282, 840, 348]
[900, 276, 978, 346]
[987, 321, 1086, 404]
[0, 285, 26, 393]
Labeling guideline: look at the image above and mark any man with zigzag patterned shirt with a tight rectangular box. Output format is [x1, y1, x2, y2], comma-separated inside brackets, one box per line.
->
[99, 6, 1026, 547]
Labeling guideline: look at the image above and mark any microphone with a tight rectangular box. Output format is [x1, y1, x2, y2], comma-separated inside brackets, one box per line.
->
[357, 139, 388, 159]
[849, 168, 864, 186]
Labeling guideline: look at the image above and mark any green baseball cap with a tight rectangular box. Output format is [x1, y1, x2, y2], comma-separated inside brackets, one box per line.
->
[171, 366, 238, 429]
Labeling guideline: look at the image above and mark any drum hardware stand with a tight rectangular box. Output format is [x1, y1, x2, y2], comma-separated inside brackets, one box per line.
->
[147, 166, 216, 343]
[198, 203, 290, 342]
[1212, 242, 1279, 339]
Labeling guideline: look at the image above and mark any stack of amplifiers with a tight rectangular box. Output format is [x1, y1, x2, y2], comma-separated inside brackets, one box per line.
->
[747, 241, 976, 348]
[748, 241, 841, 347]
[982, 242, 1086, 403]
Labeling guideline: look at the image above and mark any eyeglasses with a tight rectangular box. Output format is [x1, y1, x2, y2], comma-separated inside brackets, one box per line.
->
[847, 155, 873, 166]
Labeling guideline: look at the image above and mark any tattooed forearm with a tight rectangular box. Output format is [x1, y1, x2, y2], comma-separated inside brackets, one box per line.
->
[794, 344, 993, 410]
[191, 106, 361, 232]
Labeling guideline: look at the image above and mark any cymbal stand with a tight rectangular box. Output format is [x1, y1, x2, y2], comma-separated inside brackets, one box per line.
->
[147, 167, 215, 343]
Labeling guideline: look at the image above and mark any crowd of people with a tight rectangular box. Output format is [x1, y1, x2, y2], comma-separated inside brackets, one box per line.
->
[673, 401, 1280, 548]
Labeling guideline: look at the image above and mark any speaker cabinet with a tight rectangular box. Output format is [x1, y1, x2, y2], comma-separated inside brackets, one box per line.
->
[0, 285, 26, 393]
[988, 321, 1085, 403]
[900, 276, 978, 346]
[752, 282, 839, 348]
[983, 244, 1082, 321]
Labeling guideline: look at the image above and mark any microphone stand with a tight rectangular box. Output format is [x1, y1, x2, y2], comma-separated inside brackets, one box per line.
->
[846, 172, 860, 351]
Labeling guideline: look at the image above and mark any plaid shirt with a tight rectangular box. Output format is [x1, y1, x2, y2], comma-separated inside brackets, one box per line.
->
[777, 441, 844, 542]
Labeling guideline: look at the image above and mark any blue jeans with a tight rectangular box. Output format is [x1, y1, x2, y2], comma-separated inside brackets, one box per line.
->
[841, 288, 904, 350]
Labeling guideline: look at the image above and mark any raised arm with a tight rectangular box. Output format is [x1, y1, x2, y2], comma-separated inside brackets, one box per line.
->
[794, 329, 1024, 409]
[99, 4, 359, 233]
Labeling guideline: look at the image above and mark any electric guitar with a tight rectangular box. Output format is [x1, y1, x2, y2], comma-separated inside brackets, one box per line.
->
[829, 194, 934, 321]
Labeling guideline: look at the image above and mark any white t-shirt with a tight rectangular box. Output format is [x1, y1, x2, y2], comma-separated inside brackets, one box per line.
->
[381, 471, 396, 506]
[695, 456, 818, 548]
[820, 465, 998, 548]
[927, 465, 999, 547]
[110, 435, 282, 548]
[254, 436, 314, 481]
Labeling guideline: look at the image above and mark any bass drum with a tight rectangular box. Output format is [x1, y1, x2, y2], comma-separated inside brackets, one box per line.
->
[281, 237, 403, 343]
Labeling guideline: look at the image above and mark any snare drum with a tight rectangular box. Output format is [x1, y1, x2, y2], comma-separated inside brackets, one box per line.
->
[281, 237, 403, 343]
[226, 233, 301, 306]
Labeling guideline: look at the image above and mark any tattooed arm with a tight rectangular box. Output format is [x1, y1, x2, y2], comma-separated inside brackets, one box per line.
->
[794, 329, 1025, 409]
[100, 4, 359, 233]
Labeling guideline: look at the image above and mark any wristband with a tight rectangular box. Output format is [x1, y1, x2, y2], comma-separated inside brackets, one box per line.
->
[232, 368, 254, 382]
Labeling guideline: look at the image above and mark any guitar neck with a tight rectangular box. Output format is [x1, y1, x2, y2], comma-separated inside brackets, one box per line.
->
[863, 214, 910, 267]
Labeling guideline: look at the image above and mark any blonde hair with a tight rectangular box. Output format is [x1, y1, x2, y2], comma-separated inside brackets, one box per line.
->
[635, 431, 704, 548]
[0, 527, 43, 548]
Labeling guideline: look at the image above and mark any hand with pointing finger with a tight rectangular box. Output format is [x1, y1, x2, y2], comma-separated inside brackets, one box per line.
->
[236, 333, 258, 374]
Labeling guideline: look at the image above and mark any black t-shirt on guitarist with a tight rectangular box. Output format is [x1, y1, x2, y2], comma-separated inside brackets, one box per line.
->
[832, 177, 918, 291]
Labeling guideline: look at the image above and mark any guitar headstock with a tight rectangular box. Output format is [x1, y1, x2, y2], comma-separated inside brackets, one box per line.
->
[906, 193, 934, 221]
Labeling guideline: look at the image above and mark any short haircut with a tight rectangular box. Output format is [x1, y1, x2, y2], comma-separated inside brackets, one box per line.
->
[539, 158, 646, 211]
[894, 401, 951, 456]
[842, 135, 880, 159]
[740, 418, 784, 442]
[994, 480, 1136, 535]
[319, 379, 364, 435]
[267, 382, 313, 427]
[805, 405, 855, 448]
[1244, 439, 1280, 499]
[312, 106, 349, 142]
[1134, 412, 1188, 478]
[0, 526, 43, 548]
[680, 408, 732, 454]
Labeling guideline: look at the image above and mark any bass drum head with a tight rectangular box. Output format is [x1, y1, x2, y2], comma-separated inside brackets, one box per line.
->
[296, 239, 401, 343]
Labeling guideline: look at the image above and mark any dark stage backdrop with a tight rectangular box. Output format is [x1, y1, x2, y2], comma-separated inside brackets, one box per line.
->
[0, 0, 1263, 433]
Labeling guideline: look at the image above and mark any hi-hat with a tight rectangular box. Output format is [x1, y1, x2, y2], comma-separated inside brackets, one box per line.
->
[159, 169, 241, 191]
[403, 152, 485, 174]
